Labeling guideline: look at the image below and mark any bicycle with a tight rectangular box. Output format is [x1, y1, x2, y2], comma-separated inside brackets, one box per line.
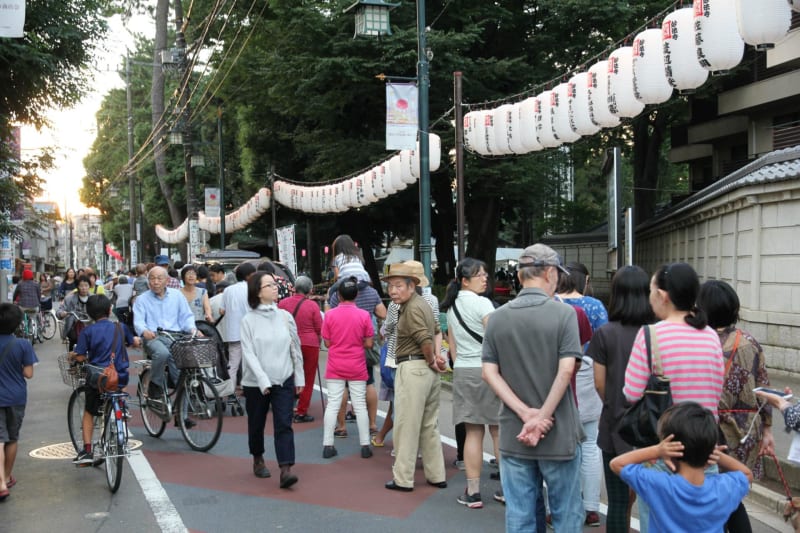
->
[136, 330, 224, 452]
[38, 308, 57, 340]
[15, 308, 39, 344]
[58, 355, 130, 493]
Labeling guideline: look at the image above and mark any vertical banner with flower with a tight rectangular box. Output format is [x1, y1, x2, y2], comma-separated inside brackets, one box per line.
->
[0, 1, 25, 38]
[386, 82, 418, 150]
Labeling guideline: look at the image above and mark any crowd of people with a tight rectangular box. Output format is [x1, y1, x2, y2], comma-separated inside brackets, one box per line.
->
[0, 239, 786, 532]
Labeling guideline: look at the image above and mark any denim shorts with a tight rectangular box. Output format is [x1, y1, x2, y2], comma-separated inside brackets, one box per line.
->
[0, 405, 26, 442]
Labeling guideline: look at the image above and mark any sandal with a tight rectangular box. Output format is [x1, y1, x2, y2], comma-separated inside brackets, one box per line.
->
[0, 489, 8, 502]
[334, 428, 348, 438]
[371, 436, 385, 447]
[6, 476, 15, 489]
[370, 426, 378, 436]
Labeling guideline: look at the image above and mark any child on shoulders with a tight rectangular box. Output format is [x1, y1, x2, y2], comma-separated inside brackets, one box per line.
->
[610, 402, 752, 533]
[70, 295, 140, 466]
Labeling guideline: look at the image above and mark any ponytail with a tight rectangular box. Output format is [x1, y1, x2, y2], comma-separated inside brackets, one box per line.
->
[439, 280, 460, 312]
[684, 304, 708, 330]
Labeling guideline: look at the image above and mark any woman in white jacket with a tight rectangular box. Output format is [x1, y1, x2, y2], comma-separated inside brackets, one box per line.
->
[241, 271, 305, 489]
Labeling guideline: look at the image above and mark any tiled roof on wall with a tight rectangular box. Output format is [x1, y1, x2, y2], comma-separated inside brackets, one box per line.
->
[639, 146, 800, 231]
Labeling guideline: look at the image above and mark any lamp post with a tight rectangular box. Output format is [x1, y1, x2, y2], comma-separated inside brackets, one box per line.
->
[347, 0, 432, 281]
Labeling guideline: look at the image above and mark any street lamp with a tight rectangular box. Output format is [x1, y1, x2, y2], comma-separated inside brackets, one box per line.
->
[349, 0, 432, 281]
[344, 0, 399, 37]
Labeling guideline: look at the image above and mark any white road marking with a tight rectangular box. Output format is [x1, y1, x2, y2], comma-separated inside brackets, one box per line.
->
[127, 447, 187, 533]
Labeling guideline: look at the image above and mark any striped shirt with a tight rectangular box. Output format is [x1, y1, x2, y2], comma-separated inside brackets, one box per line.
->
[623, 321, 724, 419]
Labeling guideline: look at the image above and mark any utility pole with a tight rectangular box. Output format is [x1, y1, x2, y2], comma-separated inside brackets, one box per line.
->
[416, 0, 432, 283]
[216, 101, 226, 249]
[126, 55, 139, 268]
[173, 0, 197, 263]
[454, 71, 465, 263]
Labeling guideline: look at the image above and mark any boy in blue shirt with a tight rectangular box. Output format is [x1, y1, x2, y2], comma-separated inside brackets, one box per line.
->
[611, 402, 752, 533]
[70, 295, 139, 465]
[0, 303, 38, 501]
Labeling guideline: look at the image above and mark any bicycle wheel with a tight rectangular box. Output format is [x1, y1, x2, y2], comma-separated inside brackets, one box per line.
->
[68, 387, 88, 452]
[41, 312, 57, 340]
[138, 369, 166, 438]
[103, 410, 123, 493]
[176, 373, 223, 452]
[24, 315, 35, 344]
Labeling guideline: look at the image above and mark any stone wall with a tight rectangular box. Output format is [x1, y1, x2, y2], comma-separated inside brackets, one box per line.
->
[636, 176, 800, 372]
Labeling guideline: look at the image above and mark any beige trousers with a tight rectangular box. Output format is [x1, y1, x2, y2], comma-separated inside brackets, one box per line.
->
[392, 359, 446, 487]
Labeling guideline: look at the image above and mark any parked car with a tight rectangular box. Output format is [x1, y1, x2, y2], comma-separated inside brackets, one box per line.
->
[195, 250, 296, 284]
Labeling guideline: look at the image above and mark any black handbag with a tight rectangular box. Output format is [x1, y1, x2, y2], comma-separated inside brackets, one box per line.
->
[617, 326, 673, 448]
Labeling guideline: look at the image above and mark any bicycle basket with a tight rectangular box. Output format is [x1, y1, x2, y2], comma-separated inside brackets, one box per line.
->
[58, 353, 86, 389]
[172, 337, 218, 369]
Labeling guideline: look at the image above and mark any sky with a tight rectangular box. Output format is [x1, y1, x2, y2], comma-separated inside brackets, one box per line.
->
[22, 13, 154, 217]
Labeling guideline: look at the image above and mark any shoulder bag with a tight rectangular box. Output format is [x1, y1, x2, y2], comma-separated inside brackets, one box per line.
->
[452, 301, 483, 344]
[617, 325, 673, 448]
[86, 324, 121, 393]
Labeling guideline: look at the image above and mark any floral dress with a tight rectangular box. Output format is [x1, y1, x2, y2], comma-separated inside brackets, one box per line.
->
[717, 326, 772, 478]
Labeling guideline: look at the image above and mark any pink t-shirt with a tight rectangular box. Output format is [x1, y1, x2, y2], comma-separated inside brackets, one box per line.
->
[321, 302, 374, 381]
[623, 321, 724, 418]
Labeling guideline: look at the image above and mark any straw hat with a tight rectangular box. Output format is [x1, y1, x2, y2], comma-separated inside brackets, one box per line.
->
[402, 260, 429, 287]
[381, 262, 421, 285]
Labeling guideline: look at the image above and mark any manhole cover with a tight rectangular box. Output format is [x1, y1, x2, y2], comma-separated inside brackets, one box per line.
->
[30, 440, 143, 459]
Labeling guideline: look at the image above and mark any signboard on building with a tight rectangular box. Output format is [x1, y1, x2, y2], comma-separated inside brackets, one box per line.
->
[205, 187, 220, 218]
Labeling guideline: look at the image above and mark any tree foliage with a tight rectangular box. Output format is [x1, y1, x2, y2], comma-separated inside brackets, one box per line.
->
[82, 0, 691, 281]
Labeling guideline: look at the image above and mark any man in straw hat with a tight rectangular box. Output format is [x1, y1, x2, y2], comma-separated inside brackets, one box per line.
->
[482, 243, 585, 531]
[382, 261, 448, 492]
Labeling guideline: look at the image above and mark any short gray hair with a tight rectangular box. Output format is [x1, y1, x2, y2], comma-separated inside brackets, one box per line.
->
[294, 275, 313, 295]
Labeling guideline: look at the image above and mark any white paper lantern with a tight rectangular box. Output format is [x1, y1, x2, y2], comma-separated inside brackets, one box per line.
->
[492, 105, 515, 154]
[607, 47, 645, 119]
[694, 0, 744, 75]
[632, 29, 674, 104]
[518, 97, 544, 152]
[736, 0, 791, 50]
[388, 155, 407, 190]
[567, 73, 600, 136]
[398, 151, 416, 184]
[356, 176, 370, 207]
[258, 188, 271, 212]
[662, 8, 709, 94]
[588, 61, 621, 128]
[552, 83, 581, 142]
[506, 103, 527, 154]
[363, 170, 380, 204]
[429, 133, 441, 171]
[471, 109, 496, 155]
[463, 111, 481, 153]
[535, 92, 561, 148]
[375, 164, 392, 197]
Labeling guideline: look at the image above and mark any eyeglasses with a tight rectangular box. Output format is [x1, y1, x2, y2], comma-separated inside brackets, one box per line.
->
[261, 283, 278, 289]
[470, 272, 489, 278]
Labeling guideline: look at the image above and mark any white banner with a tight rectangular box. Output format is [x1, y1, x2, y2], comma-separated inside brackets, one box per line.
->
[275, 224, 297, 278]
[386, 83, 418, 150]
[0, 1, 25, 38]
[205, 187, 220, 218]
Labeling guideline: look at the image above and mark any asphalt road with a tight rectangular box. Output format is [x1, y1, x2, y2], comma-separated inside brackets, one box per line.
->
[2, 334, 793, 532]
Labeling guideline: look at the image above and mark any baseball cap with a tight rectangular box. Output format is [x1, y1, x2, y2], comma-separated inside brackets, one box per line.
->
[518, 244, 570, 275]
[154, 255, 170, 266]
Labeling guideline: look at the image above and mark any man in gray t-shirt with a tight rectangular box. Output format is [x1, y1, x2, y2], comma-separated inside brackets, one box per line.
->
[482, 243, 584, 532]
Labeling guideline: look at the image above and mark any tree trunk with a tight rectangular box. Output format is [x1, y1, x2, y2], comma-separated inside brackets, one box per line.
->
[432, 170, 456, 285]
[151, 0, 183, 229]
[466, 195, 500, 284]
[633, 110, 667, 225]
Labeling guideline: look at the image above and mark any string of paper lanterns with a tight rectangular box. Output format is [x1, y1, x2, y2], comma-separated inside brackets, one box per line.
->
[463, 0, 793, 157]
[155, 135, 442, 243]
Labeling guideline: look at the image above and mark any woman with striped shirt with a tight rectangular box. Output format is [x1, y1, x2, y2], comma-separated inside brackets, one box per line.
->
[622, 262, 724, 533]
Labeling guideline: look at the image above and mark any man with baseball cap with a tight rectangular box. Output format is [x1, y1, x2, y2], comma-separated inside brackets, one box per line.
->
[481, 243, 584, 531]
[381, 262, 448, 492]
